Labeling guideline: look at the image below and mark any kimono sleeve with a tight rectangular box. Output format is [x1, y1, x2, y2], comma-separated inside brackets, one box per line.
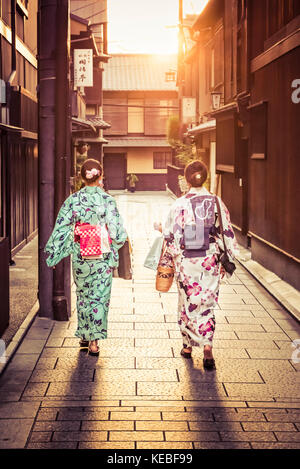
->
[215, 197, 239, 261]
[162, 202, 182, 258]
[105, 196, 127, 249]
[44, 195, 76, 267]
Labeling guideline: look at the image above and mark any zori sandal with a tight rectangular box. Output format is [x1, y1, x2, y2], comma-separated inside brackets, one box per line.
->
[88, 340, 99, 356]
[180, 347, 192, 359]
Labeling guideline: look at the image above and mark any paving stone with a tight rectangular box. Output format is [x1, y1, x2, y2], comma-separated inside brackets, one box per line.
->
[22, 382, 49, 397]
[7, 354, 40, 371]
[241, 422, 296, 432]
[193, 442, 251, 449]
[29, 369, 94, 382]
[57, 410, 109, 420]
[110, 411, 161, 421]
[213, 409, 267, 422]
[34, 358, 57, 370]
[94, 369, 178, 382]
[27, 442, 77, 449]
[137, 442, 193, 449]
[109, 431, 164, 441]
[78, 441, 135, 449]
[33, 421, 81, 431]
[162, 411, 213, 421]
[177, 367, 263, 384]
[16, 339, 47, 354]
[138, 382, 226, 399]
[81, 421, 134, 431]
[165, 431, 220, 441]
[189, 421, 243, 431]
[36, 409, 58, 420]
[55, 357, 135, 369]
[52, 431, 108, 441]
[41, 400, 121, 407]
[0, 401, 40, 419]
[29, 432, 52, 442]
[0, 418, 34, 448]
[136, 357, 193, 369]
[264, 413, 300, 423]
[251, 442, 300, 449]
[135, 421, 189, 431]
[274, 432, 300, 442]
[219, 431, 277, 442]
[46, 381, 136, 396]
[225, 383, 300, 399]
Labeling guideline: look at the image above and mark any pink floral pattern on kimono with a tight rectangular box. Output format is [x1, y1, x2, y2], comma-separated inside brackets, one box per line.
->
[163, 186, 239, 348]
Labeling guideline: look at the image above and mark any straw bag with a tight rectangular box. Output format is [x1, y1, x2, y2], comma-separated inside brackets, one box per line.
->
[155, 242, 175, 292]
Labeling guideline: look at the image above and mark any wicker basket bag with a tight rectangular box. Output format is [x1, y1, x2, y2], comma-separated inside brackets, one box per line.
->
[155, 243, 175, 292]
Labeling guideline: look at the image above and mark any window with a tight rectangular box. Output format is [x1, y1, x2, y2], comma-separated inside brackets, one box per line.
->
[153, 151, 172, 169]
[249, 101, 268, 160]
[128, 98, 144, 133]
[165, 71, 176, 82]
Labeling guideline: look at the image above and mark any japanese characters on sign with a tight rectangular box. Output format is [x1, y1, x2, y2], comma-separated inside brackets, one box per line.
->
[74, 49, 93, 87]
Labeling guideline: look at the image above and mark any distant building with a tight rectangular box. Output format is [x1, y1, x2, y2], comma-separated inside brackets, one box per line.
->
[0, 0, 38, 258]
[103, 54, 178, 190]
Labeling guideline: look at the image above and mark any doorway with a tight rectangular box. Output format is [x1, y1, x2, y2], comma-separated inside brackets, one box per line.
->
[103, 153, 126, 190]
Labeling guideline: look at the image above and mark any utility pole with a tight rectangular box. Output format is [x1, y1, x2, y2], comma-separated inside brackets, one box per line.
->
[53, 0, 71, 321]
[38, 0, 71, 320]
[38, 0, 56, 318]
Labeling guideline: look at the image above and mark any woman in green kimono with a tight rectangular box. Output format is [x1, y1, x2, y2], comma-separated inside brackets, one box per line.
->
[45, 159, 127, 355]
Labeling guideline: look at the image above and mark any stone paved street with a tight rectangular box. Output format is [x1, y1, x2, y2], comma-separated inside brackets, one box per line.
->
[0, 192, 300, 449]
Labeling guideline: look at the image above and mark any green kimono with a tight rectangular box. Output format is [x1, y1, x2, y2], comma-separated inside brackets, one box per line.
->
[45, 186, 127, 341]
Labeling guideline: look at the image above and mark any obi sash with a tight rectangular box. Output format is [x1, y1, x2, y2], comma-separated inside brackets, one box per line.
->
[74, 222, 111, 259]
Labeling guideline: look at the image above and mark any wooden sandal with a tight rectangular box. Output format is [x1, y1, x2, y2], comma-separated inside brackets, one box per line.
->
[180, 347, 192, 359]
[88, 340, 99, 356]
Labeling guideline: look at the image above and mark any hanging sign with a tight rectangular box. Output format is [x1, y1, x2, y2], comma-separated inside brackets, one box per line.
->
[74, 49, 93, 87]
[182, 97, 196, 124]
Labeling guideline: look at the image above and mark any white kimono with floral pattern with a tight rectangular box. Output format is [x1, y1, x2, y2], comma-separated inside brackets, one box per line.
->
[163, 187, 239, 348]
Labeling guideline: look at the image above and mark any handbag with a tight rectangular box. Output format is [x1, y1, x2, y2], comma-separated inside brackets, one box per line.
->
[144, 234, 164, 271]
[117, 238, 132, 279]
[215, 197, 236, 275]
[155, 242, 175, 292]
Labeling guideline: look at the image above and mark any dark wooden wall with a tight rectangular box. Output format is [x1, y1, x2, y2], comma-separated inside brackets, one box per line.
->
[249, 46, 300, 260]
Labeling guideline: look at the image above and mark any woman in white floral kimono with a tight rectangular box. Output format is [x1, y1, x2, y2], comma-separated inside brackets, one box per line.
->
[162, 160, 239, 369]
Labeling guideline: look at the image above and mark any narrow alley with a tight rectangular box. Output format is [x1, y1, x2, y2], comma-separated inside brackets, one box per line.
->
[0, 192, 299, 450]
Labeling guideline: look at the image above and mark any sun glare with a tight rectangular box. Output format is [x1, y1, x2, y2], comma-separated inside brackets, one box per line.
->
[108, 0, 210, 54]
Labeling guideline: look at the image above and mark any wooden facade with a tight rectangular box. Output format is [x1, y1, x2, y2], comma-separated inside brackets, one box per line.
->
[182, 0, 300, 290]
[0, 0, 38, 257]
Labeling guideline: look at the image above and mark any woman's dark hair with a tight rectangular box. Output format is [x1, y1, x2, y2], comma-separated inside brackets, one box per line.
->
[184, 160, 208, 187]
[80, 158, 103, 183]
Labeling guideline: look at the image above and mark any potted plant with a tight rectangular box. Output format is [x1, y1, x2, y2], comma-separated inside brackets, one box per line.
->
[126, 173, 139, 192]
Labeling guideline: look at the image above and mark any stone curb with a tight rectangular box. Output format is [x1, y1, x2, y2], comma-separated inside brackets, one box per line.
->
[237, 257, 300, 324]
[0, 300, 40, 376]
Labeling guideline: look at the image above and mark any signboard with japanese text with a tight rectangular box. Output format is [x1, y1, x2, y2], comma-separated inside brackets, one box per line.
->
[182, 97, 196, 124]
[74, 49, 93, 87]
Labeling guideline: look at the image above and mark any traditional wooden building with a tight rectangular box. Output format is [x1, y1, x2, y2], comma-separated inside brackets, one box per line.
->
[181, 0, 300, 290]
[0, 0, 38, 259]
[70, 12, 110, 188]
[103, 54, 178, 190]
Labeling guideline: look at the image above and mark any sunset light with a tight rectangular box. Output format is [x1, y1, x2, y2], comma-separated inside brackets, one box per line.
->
[107, 0, 210, 54]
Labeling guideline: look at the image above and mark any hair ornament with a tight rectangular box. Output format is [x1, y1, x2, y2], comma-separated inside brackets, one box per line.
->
[85, 168, 100, 179]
